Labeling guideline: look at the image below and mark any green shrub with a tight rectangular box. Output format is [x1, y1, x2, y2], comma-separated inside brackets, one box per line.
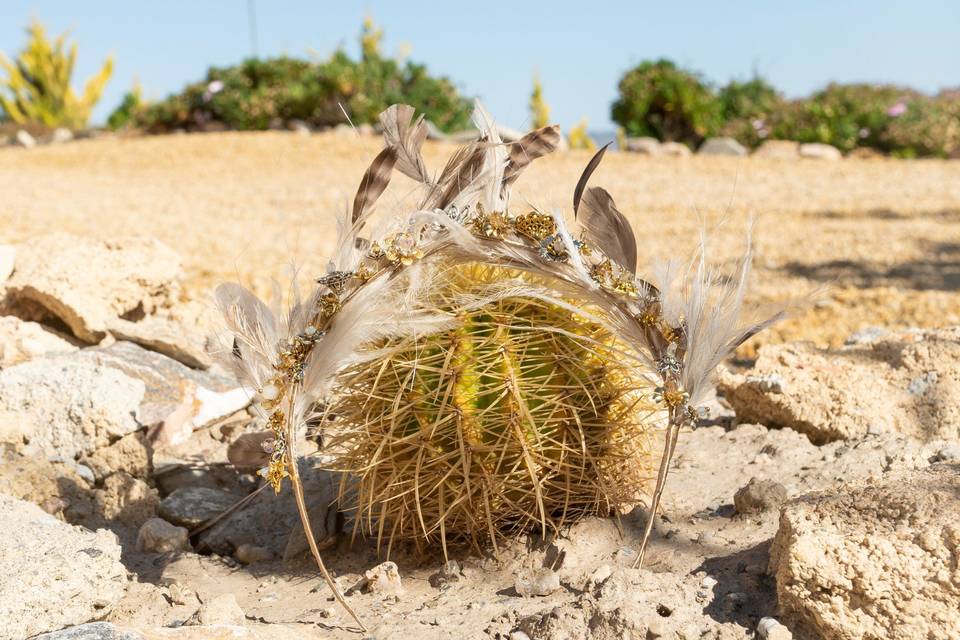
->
[877, 93, 960, 158]
[135, 21, 471, 133]
[717, 76, 783, 148]
[0, 19, 113, 129]
[106, 81, 143, 130]
[768, 83, 918, 152]
[611, 59, 721, 146]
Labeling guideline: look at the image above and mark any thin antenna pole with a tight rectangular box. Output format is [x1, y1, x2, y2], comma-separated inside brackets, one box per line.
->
[247, 0, 259, 58]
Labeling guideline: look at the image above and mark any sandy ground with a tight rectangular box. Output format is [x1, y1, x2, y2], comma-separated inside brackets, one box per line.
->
[2, 131, 960, 356]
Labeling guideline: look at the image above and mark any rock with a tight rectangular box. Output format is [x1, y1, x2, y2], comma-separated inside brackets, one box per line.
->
[159, 487, 237, 529]
[718, 328, 960, 442]
[429, 560, 464, 588]
[226, 431, 273, 471]
[509, 632, 531, 640]
[0, 355, 144, 459]
[734, 477, 788, 514]
[799, 142, 842, 160]
[356, 122, 376, 136]
[187, 593, 245, 626]
[0, 449, 97, 523]
[287, 119, 311, 135]
[33, 622, 144, 639]
[697, 137, 747, 156]
[0, 315, 78, 366]
[235, 543, 272, 564]
[50, 127, 75, 144]
[74, 341, 248, 433]
[200, 464, 338, 560]
[515, 568, 561, 597]
[757, 617, 793, 640]
[587, 564, 612, 586]
[137, 518, 190, 553]
[0, 494, 127, 638]
[660, 141, 692, 157]
[844, 325, 889, 345]
[96, 472, 161, 528]
[753, 140, 800, 160]
[357, 561, 403, 596]
[81, 431, 152, 481]
[109, 300, 218, 369]
[14, 129, 36, 148]
[0, 244, 14, 283]
[5, 234, 182, 343]
[624, 137, 660, 155]
[769, 464, 960, 640]
[932, 443, 960, 462]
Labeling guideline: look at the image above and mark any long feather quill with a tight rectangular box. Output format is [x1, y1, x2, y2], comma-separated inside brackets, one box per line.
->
[573, 142, 611, 216]
[579, 186, 638, 274]
[352, 146, 398, 226]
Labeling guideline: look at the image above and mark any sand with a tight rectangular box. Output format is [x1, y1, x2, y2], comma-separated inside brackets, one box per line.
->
[2, 131, 960, 354]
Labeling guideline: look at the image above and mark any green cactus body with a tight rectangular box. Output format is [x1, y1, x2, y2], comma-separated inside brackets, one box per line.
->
[327, 263, 660, 550]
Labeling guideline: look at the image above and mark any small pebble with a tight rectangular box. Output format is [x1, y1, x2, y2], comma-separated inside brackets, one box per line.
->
[515, 568, 561, 597]
[235, 543, 273, 565]
[734, 477, 788, 514]
[757, 616, 793, 640]
[189, 593, 245, 625]
[700, 575, 718, 589]
[933, 444, 960, 463]
[510, 631, 531, 640]
[589, 564, 612, 586]
[136, 518, 189, 553]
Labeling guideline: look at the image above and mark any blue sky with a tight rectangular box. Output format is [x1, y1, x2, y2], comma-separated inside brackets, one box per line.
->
[2, 1, 958, 130]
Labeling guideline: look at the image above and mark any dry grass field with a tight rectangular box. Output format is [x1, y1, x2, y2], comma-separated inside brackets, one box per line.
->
[3, 130, 960, 354]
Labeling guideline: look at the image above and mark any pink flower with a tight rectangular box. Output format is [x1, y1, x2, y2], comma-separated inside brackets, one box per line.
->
[886, 102, 907, 117]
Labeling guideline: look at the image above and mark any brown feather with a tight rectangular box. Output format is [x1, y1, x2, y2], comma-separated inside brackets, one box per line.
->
[573, 142, 612, 217]
[579, 186, 638, 274]
[429, 141, 488, 210]
[379, 104, 431, 184]
[502, 125, 561, 188]
[352, 146, 398, 226]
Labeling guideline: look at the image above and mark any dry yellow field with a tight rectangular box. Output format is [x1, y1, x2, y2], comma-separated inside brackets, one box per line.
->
[2, 130, 960, 353]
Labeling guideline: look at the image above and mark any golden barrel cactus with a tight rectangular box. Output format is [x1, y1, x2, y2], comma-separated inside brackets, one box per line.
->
[216, 103, 779, 628]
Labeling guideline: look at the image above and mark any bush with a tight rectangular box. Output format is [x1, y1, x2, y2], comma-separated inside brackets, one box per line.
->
[877, 93, 960, 158]
[717, 76, 783, 148]
[0, 19, 113, 129]
[106, 82, 143, 130]
[135, 21, 471, 133]
[611, 59, 721, 146]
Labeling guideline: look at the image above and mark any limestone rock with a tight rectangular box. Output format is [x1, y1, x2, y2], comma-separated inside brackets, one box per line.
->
[33, 622, 144, 639]
[187, 593, 245, 626]
[515, 568, 561, 597]
[753, 140, 800, 160]
[50, 127, 75, 144]
[81, 431, 152, 481]
[14, 129, 36, 148]
[95, 472, 160, 528]
[0, 494, 127, 638]
[0, 315, 77, 367]
[718, 328, 960, 442]
[357, 561, 403, 596]
[6, 234, 182, 343]
[234, 543, 272, 565]
[108, 301, 218, 369]
[0, 449, 96, 523]
[769, 464, 960, 640]
[159, 487, 237, 529]
[697, 137, 747, 156]
[137, 518, 190, 553]
[0, 355, 144, 459]
[624, 137, 660, 155]
[74, 341, 248, 433]
[734, 477, 788, 514]
[799, 142, 842, 160]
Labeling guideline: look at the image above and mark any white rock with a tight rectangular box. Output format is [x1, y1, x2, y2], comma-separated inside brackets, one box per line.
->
[0, 244, 14, 282]
[14, 129, 36, 148]
[137, 517, 190, 553]
[32, 622, 144, 639]
[0, 315, 78, 367]
[698, 137, 747, 156]
[0, 355, 144, 459]
[769, 464, 960, 639]
[799, 142, 842, 160]
[188, 593, 245, 626]
[6, 233, 183, 343]
[0, 494, 127, 638]
[515, 568, 561, 597]
[358, 561, 404, 596]
[235, 543, 272, 565]
[624, 136, 660, 155]
[757, 617, 793, 640]
[50, 127, 75, 144]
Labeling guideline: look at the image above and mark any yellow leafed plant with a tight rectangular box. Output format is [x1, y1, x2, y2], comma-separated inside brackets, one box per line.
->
[0, 20, 113, 129]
